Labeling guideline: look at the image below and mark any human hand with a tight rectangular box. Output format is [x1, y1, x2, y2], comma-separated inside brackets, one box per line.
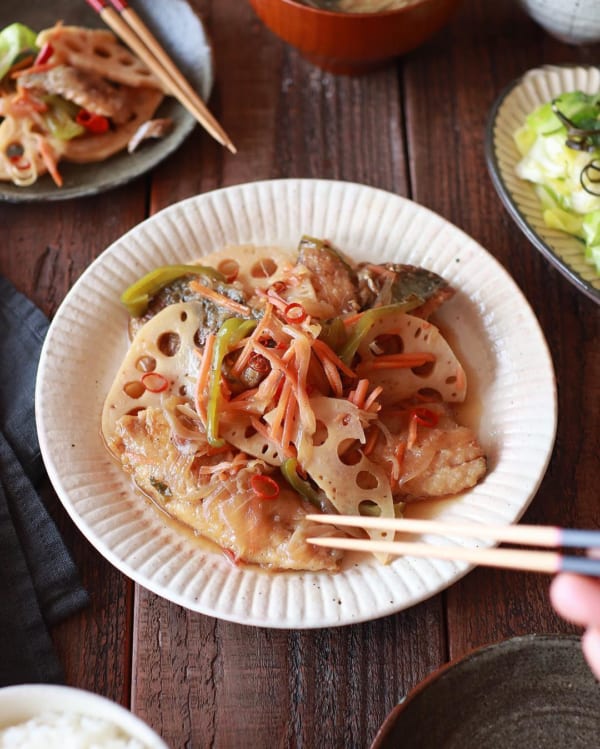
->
[550, 570, 600, 680]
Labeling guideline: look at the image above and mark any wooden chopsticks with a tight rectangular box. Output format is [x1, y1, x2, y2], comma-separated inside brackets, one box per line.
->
[85, 0, 236, 153]
[306, 514, 600, 577]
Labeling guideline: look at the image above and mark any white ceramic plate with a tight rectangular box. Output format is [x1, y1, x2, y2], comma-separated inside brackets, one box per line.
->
[0, 0, 213, 202]
[35, 179, 556, 628]
[0, 684, 168, 747]
[486, 64, 600, 305]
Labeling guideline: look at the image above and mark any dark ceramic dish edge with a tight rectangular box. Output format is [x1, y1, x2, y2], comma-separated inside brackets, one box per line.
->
[370, 633, 590, 749]
[484, 66, 600, 306]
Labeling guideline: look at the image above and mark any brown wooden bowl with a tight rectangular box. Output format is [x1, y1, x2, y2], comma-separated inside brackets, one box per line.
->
[247, 0, 462, 74]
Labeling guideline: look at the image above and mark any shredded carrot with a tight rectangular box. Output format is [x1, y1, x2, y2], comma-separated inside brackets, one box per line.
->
[38, 137, 62, 187]
[249, 416, 272, 440]
[361, 352, 436, 371]
[395, 439, 407, 472]
[194, 333, 216, 425]
[312, 345, 343, 396]
[342, 312, 363, 327]
[363, 427, 379, 456]
[349, 379, 370, 408]
[312, 339, 356, 379]
[189, 280, 252, 316]
[269, 378, 293, 445]
[406, 414, 419, 450]
[12, 62, 56, 78]
[364, 385, 383, 412]
[307, 352, 331, 393]
[198, 452, 249, 475]
[231, 303, 273, 376]
[281, 395, 298, 457]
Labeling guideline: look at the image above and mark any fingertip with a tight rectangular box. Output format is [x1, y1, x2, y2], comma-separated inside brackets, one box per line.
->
[581, 627, 600, 681]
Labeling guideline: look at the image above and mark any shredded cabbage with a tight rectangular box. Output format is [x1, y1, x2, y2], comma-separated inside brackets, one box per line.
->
[0, 22, 37, 81]
[514, 91, 600, 275]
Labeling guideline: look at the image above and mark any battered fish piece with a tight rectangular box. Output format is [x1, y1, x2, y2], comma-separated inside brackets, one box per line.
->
[108, 406, 343, 571]
[370, 403, 487, 501]
[18, 65, 128, 119]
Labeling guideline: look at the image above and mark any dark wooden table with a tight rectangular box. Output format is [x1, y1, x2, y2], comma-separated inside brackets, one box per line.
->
[2, 1, 599, 747]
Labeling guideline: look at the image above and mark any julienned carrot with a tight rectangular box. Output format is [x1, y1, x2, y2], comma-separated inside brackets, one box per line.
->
[281, 394, 298, 457]
[269, 378, 293, 444]
[312, 339, 356, 379]
[189, 280, 252, 317]
[250, 415, 271, 440]
[349, 378, 369, 408]
[364, 385, 383, 412]
[407, 413, 419, 450]
[363, 427, 379, 456]
[230, 302, 273, 377]
[293, 335, 316, 434]
[194, 333, 216, 425]
[342, 312, 363, 327]
[307, 352, 331, 394]
[313, 347, 343, 396]
[37, 137, 62, 187]
[360, 353, 436, 371]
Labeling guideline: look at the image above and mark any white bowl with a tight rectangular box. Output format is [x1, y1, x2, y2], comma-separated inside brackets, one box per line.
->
[0, 685, 168, 748]
[520, 0, 600, 45]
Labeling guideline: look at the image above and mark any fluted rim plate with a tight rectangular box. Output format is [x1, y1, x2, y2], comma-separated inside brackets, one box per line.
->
[485, 64, 600, 305]
[35, 179, 556, 628]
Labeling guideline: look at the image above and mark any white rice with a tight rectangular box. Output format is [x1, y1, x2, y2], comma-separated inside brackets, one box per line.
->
[0, 711, 148, 749]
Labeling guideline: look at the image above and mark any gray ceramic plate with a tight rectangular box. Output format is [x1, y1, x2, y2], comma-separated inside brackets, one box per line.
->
[0, 0, 213, 202]
[371, 635, 599, 749]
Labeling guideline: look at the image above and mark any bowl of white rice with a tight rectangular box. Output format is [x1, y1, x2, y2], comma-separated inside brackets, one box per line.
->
[0, 684, 169, 749]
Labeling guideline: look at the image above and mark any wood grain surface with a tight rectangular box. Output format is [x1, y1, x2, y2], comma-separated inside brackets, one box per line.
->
[1, 1, 598, 747]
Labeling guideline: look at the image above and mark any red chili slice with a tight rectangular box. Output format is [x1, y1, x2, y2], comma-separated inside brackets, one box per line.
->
[34, 42, 54, 66]
[284, 302, 307, 324]
[250, 474, 280, 499]
[76, 109, 110, 134]
[141, 372, 169, 393]
[411, 407, 440, 428]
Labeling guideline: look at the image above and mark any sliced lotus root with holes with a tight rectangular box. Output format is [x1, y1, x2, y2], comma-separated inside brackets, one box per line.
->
[61, 86, 164, 163]
[37, 25, 163, 90]
[0, 115, 64, 184]
[198, 245, 297, 296]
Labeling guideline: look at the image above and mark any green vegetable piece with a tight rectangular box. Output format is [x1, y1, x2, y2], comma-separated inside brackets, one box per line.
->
[0, 23, 38, 80]
[281, 458, 322, 508]
[582, 211, 600, 272]
[207, 317, 257, 447]
[121, 264, 225, 317]
[339, 302, 421, 365]
[317, 317, 347, 353]
[42, 95, 86, 140]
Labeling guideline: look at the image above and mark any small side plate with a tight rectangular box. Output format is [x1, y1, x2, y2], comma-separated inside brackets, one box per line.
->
[485, 64, 600, 305]
[0, 0, 213, 202]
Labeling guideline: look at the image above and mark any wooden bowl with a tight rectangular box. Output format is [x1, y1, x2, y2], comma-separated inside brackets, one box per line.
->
[247, 0, 462, 74]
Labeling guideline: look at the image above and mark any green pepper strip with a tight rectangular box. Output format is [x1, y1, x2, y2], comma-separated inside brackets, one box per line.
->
[206, 317, 257, 447]
[281, 458, 322, 508]
[339, 301, 422, 365]
[121, 264, 225, 317]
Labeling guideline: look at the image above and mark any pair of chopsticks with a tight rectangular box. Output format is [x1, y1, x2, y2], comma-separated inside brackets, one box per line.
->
[85, 0, 236, 153]
[307, 515, 600, 577]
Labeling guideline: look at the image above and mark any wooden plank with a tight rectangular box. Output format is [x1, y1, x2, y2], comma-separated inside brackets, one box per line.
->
[402, 0, 599, 660]
[131, 1, 443, 746]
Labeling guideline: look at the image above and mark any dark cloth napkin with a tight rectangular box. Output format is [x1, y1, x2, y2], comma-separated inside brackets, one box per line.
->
[0, 276, 89, 686]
